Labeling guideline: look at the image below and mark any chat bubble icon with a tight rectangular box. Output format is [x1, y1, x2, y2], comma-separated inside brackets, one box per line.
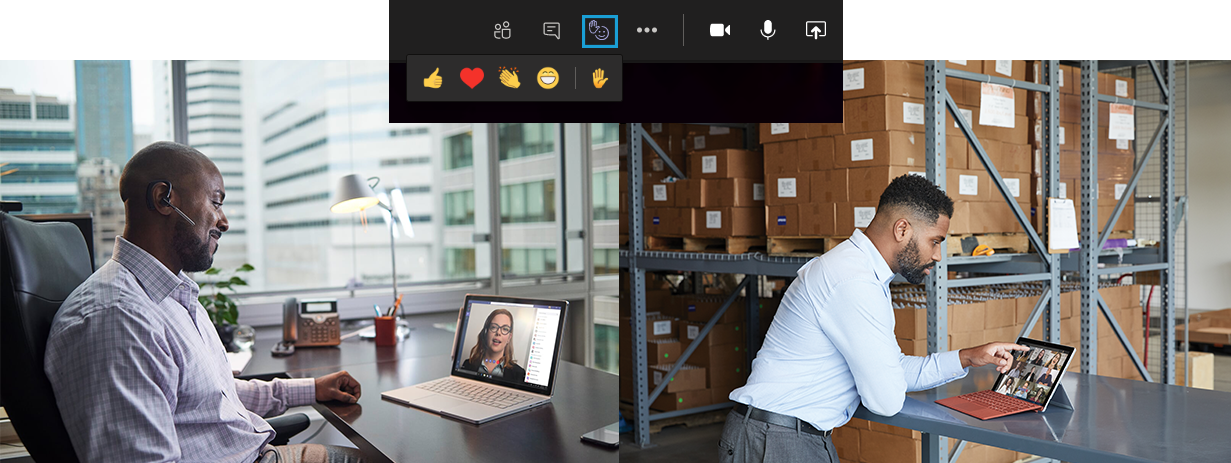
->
[543, 22, 560, 39]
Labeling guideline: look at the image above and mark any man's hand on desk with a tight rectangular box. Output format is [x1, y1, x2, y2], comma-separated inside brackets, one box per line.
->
[315, 370, 362, 403]
[959, 343, 1029, 373]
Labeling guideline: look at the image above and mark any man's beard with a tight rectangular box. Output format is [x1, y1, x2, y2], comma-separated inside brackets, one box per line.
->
[896, 238, 934, 285]
[173, 219, 215, 273]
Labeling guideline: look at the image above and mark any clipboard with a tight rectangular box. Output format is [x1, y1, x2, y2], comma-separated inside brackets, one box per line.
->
[1046, 197, 1079, 254]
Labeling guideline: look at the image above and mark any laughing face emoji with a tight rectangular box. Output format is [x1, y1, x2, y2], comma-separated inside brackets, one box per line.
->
[537, 67, 559, 89]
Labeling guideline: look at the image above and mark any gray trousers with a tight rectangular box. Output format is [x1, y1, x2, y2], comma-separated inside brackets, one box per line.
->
[718, 409, 839, 463]
[256, 444, 367, 463]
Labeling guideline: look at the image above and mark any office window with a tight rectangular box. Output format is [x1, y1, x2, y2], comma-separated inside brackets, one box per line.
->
[444, 190, 474, 226]
[591, 170, 620, 221]
[445, 248, 476, 279]
[1, 102, 33, 119]
[593, 248, 619, 275]
[443, 132, 473, 170]
[499, 180, 555, 224]
[501, 248, 557, 276]
[36, 103, 70, 120]
[591, 122, 619, 145]
[594, 324, 618, 374]
[497, 123, 554, 161]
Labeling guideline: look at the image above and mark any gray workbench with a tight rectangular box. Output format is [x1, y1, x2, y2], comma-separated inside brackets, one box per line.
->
[854, 365, 1231, 462]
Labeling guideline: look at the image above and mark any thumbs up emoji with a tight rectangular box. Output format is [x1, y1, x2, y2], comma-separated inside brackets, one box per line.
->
[424, 68, 443, 89]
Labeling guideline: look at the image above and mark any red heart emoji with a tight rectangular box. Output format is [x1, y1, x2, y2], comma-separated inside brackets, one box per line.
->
[460, 68, 484, 88]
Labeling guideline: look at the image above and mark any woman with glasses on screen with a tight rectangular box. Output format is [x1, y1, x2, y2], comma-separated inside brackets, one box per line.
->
[460, 309, 527, 383]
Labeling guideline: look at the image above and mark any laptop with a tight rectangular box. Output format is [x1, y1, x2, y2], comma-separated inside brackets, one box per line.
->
[935, 337, 1075, 420]
[381, 294, 568, 424]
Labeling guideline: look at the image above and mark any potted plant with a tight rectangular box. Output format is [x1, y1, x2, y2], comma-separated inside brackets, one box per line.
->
[199, 263, 254, 352]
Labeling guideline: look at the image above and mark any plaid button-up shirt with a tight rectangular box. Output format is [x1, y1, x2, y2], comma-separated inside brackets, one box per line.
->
[45, 237, 315, 462]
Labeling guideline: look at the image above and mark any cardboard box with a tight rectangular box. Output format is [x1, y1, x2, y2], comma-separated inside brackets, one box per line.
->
[763, 140, 799, 175]
[945, 60, 981, 73]
[678, 320, 746, 347]
[950, 302, 987, 333]
[798, 137, 836, 172]
[680, 295, 746, 324]
[836, 202, 879, 233]
[1060, 93, 1081, 124]
[619, 314, 678, 342]
[980, 60, 1027, 82]
[948, 169, 990, 202]
[800, 202, 837, 236]
[675, 179, 699, 208]
[700, 178, 765, 208]
[998, 171, 1032, 205]
[949, 201, 1024, 234]
[806, 122, 845, 138]
[859, 429, 921, 463]
[766, 173, 811, 206]
[645, 181, 676, 207]
[847, 166, 925, 202]
[689, 149, 764, 180]
[897, 338, 929, 356]
[648, 363, 707, 393]
[1099, 73, 1135, 99]
[841, 60, 926, 100]
[832, 425, 861, 462]
[699, 343, 749, 390]
[685, 125, 745, 152]
[767, 204, 800, 237]
[650, 388, 712, 411]
[835, 131, 923, 169]
[678, 207, 698, 236]
[1099, 126, 1135, 155]
[985, 298, 1017, 329]
[811, 169, 849, 203]
[694, 207, 765, 237]
[644, 207, 677, 235]
[894, 306, 928, 340]
[760, 123, 808, 144]
[998, 143, 1033, 174]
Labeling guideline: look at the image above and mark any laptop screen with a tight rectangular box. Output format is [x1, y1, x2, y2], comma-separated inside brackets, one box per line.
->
[450, 295, 568, 396]
[991, 337, 1075, 407]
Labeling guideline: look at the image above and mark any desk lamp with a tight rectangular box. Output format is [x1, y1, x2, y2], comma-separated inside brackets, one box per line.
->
[331, 174, 404, 313]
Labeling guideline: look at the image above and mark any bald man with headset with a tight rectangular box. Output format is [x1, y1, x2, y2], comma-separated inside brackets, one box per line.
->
[45, 142, 366, 463]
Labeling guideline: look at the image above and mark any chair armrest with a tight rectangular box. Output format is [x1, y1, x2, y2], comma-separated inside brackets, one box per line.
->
[267, 413, 311, 446]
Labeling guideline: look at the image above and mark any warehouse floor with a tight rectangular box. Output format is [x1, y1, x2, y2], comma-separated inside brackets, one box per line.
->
[620, 335, 1231, 462]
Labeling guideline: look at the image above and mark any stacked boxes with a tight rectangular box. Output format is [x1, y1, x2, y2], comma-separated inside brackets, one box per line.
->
[1026, 63, 1136, 234]
[763, 60, 1033, 240]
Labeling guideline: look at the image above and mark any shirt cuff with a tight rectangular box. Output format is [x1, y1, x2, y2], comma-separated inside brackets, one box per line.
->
[940, 350, 969, 380]
[285, 378, 317, 407]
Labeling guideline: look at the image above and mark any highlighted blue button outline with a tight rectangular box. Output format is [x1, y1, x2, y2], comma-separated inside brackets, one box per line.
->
[582, 15, 618, 48]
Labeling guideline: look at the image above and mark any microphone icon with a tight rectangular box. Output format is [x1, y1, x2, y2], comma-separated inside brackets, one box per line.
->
[761, 20, 776, 39]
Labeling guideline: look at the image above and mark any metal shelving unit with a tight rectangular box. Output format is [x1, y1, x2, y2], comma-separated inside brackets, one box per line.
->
[620, 61, 1182, 454]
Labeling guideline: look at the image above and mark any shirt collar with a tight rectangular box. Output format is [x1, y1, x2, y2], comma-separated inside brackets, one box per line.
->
[847, 229, 896, 286]
[112, 236, 200, 306]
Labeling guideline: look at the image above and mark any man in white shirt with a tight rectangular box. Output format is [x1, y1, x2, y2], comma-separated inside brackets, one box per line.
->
[46, 142, 366, 463]
[721, 174, 1027, 463]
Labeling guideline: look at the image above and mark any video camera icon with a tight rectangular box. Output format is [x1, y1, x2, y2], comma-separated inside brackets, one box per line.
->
[709, 23, 730, 37]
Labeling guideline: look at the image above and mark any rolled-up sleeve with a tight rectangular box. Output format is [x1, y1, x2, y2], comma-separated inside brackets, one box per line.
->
[233, 378, 316, 418]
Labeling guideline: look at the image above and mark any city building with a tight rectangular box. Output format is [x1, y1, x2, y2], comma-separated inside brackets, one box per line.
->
[76, 157, 124, 266]
[0, 88, 78, 214]
[74, 60, 133, 168]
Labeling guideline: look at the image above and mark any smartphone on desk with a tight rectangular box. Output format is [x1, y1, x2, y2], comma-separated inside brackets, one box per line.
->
[581, 422, 619, 449]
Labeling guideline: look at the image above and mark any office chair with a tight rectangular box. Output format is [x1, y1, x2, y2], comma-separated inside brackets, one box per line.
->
[1, 213, 309, 460]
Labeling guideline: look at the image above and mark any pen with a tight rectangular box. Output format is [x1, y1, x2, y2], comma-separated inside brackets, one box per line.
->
[388, 293, 404, 317]
[373, 304, 382, 318]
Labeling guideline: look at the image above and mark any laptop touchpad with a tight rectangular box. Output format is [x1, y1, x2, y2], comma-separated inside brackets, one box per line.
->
[417, 393, 471, 412]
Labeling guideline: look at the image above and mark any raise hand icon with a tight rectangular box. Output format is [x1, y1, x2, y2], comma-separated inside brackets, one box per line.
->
[593, 68, 608, 89]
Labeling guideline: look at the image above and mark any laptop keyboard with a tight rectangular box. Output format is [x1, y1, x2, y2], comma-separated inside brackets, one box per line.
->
[963, 390, 1037, 413]
[418, 378, 537, 409]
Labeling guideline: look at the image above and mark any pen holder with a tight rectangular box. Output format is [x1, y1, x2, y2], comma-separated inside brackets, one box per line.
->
[374, 316, 397, 346]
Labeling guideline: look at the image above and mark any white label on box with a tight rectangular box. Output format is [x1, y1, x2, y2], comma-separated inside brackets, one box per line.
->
[1117, 139, 1130, 150]
[687, 325, 699, 340]
[1108, 104, 1135, 140]
[959, 174, 979, 196]
[1116, 80, 1128, 97]
[778, 178, 797, 198]
[910, 171, 925, 177]
[652, 158, 664, 171]
[950, 60, 967, 65]
[694, 135, 707, 150]
[996, 60, 1012, 76]
[1059, 68, 1064, 87]
[651, 123, 663, 133]
[710, 126, 730, 135]
[770, 123, 790, 135]
[706, 210, 722, 229]
[955, 108, 974, 128]
[701, 155, 717, 174]
[1060, 182, 1067, 199]
[653, 184, 668, 201]
[1059, 126, 1066, 145]
[1005, 177, 1021, 197]
[753, 183, 765, 201]
[1115, 183, 1128, 200]
[979, 83, 1016, 128]
[851, 138, 874, 161]
[653, 320, 672, 336]
[843, 68, 865, 91]
[854, 207, 876, 228]
[653, 370, 663, 386]
[903, 102, 925, 125]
